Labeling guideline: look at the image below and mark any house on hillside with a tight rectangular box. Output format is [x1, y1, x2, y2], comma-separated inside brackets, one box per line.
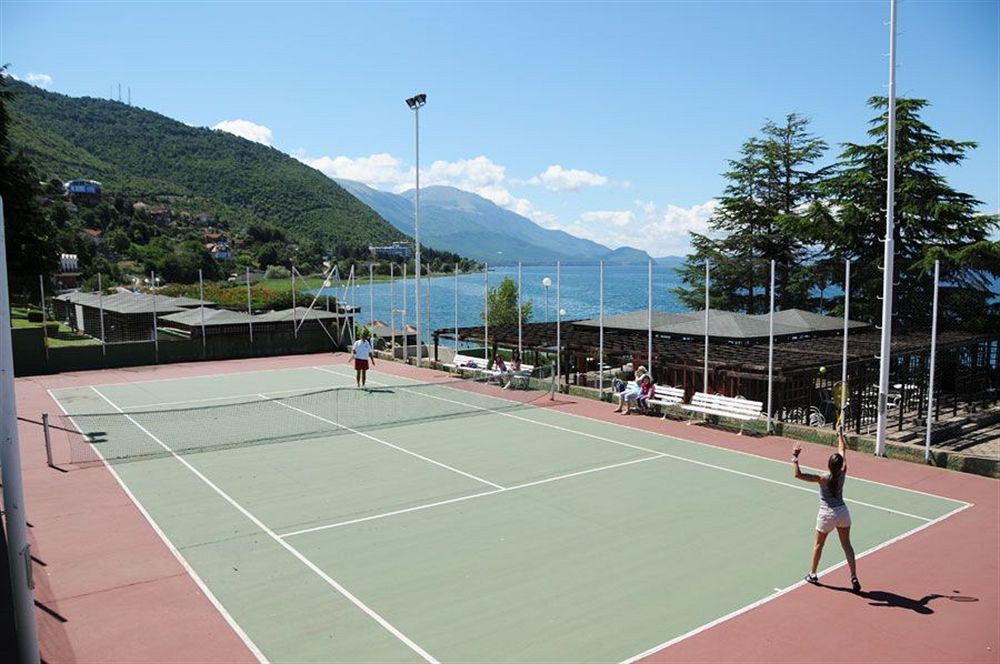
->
[55, 253, 81, 290]
[64, 178, 102, 206]
[148, 208, 172, 226]
[194, 212, 214, 224]
[369, 241, 412, 260]
[80, 228, 102, 245]
[205, 242, 233, 261]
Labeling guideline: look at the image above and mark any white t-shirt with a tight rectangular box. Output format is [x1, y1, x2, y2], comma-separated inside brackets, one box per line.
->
[353, 339, 373, 360]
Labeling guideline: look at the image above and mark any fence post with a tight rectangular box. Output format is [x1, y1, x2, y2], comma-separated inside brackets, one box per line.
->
[151, 271, 159, 362]
[291, 265, 298, 340]
[98, 273, 107, 355]
[38, 274, 49, 360]
[198, 269, 207, 355]
[246, 267, 253, 344]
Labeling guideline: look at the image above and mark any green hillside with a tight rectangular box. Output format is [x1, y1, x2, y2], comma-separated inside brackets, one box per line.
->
[6, 79, 406, 252]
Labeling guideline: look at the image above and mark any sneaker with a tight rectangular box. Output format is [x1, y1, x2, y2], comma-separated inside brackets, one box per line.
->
[805, 573, 819, 584]
[851, 576, 862, 593]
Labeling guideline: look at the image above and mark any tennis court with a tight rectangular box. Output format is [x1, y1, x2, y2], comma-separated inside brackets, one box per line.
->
[46, 362, 970, 663]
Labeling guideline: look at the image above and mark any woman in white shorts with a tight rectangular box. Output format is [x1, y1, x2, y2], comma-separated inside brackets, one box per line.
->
[792, 426, 861, 593]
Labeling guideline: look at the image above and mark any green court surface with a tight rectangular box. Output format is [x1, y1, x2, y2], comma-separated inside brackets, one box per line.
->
[49, 365, 968, 663]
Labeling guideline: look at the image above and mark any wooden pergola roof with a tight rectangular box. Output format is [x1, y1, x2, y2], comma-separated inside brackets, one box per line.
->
[435, 321, 992, 376]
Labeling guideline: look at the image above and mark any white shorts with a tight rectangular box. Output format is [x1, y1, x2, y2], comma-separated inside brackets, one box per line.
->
[816, 505, 852, 534]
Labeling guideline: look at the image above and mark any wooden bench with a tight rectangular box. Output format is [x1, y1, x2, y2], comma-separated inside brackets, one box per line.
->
[681, 392, 764, 435]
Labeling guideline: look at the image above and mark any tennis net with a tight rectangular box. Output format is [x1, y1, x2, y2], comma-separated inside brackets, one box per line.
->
[54, 377, 545, 467]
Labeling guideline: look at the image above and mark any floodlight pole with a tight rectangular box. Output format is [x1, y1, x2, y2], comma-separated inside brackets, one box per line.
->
[767, 260, 775, 433]
[556, 261, 561, 390]
[875, 0, 899, 457]
[841, 260, 851, 416]
[406, 93, 427, 366]
[926, 260, 940, 462]
[0, 197, 42, 664]
[599, 261, 605, 396]
[647, 261, 653, 374]
[703, 259, 710, 394]
[484, 263, 489, 362]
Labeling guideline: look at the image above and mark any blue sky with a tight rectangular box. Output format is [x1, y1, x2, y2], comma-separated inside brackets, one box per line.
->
[3, 0, 997, 256]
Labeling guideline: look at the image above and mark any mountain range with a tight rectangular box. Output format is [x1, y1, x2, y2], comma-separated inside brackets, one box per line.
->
[336, 179, 654, 265]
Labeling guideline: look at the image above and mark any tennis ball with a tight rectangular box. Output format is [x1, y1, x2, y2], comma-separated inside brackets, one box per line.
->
[819, 366, 827, 375]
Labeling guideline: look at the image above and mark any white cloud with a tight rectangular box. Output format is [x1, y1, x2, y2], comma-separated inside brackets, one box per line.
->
[26, 72, 53, 88]
[211, 119, 273, 146]
[302, 153, 408, 187]
[530, 164, 608, 192]
[559, 200, 719, 256]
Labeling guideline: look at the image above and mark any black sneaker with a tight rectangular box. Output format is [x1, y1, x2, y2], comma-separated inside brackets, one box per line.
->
[805, 573, 819, 584]
[851, 576, 862, 593]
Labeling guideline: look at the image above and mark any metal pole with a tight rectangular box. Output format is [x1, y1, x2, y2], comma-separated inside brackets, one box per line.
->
[414, 103, 422, 368]
[97, 273, 106, 354]
[38, 274, 48, 359]
[402, 262, 408, 362]
[425, 264, 431, 361]
[390, 263, 396, 354]
[369, 263, 374, 329]
[647, 260, 653, 373]
[454, 262, 459, 352]
[875, 0, 899, 457]
[599, 260, 604, 396]
[926, 260, 940, 462]
[291, 265, 297, 340]
[704, 259, 710, 394]
[767, 260, 775, 432]
[246, 266, 253, 343]
[556, 261, 561, 389]
[484, 263, 489, 363]
[151, 270, 159, 360]
[841, 260, 851, 413]
[517, 261, 522, 360]
[42, 412, 54, 469]
[199, 269, 206, 352]
[0, 197, 42, 663]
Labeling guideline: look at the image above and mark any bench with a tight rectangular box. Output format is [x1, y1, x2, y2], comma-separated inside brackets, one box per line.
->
[646, 386, 686, 418]
[444, 355, 534, 389]
[681, 392, 764, 435]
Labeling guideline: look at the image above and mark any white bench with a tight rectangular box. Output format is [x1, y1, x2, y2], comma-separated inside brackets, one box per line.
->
[445, 354, 534, 389]
[647, 386, 686, 418]
[681, 392, 764, 435]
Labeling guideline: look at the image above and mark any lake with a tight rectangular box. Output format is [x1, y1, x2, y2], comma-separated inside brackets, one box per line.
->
[316, 263, 687, 342]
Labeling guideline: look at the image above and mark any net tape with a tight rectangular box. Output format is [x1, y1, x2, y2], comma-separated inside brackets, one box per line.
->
[56, 377, 543, 466]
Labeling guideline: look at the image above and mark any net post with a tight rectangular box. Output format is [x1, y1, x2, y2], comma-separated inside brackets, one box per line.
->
[38, 274, 49, 360]
[42, 412, 54, 468]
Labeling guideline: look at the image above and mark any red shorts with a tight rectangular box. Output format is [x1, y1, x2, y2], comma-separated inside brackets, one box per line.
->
[354, 358, 369, 371]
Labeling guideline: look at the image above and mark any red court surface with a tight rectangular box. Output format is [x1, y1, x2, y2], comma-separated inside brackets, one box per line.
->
[12, 353, 999, 663]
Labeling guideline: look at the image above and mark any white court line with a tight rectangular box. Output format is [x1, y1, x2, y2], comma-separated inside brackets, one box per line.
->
[313, 367, 935, 523]
[280, 454, 665, 538]
[71, 362, 329, 390]
[619, 501, 973, 663]
[47, 389, 269, 664]
[318, 364, 972, 509]
[264, 394, 505, 490]
[86, 385, 438, 664]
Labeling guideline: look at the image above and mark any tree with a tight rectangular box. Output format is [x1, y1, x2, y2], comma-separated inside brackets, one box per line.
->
[481, 277, 532, 326]
[822, 97, 999, 330]
[674, 114, 828, 313]
[0, 68, 57, 300]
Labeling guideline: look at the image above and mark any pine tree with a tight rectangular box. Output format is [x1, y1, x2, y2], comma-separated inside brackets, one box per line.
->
[823, 97, 999, 331]
[674, 114, 828, 313]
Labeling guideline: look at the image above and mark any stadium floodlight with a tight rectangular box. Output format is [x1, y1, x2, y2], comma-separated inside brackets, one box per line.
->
[406, 92, 427, 365]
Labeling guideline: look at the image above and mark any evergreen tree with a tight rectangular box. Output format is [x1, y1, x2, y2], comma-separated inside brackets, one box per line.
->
[823, 97, 999, 330]
[481, 277, 532, 327]
[674, 114, 828, 313]
[0, 68, 57, 300]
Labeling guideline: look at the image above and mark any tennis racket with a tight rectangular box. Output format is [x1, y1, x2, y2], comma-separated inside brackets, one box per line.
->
[832, 381, 849, 428]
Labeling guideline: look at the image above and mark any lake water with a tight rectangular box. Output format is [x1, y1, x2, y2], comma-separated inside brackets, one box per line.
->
[316, 263, 687, 342]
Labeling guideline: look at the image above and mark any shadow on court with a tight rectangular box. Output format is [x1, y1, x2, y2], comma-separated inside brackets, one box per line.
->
[818, 582, 979, 614]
